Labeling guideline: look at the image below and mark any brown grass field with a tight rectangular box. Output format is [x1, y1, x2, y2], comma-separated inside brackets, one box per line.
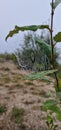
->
[0, 60, 61, 130]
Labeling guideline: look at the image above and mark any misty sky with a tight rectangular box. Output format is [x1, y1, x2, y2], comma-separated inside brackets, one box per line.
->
[0, 0, 61, 53]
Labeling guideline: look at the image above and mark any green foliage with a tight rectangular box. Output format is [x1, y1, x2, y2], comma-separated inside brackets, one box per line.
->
[46, 114, 52, 124]
[15, 32, 51, 71]
[42, 100, 57, 107]
[56, 113, 61, 121]
[56, 92, 61, 99]
[0, 53, 17, 63]
[54, 32, 61, 43]
[0, 104, 7, 114]
[58, 79, 61, 90]
[5, 25, 51, 41]
[11, 106, 25, 124]
[50, 0, 61, 10]
[41, 99, 60, 113]
[41, 99, 61, 122]
[58, 72, 61, 78]
[35, 37, 51, 58]
[25, 69, 58, 81]
[5, 53, 17, 63]
[46, 114, 57, 130]
[0, 54, 6, 59]
[55, 79, 61, 92]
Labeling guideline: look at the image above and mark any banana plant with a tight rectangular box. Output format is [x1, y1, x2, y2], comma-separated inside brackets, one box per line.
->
[5, 0, 61, 88]
[5, 25, 51, 41]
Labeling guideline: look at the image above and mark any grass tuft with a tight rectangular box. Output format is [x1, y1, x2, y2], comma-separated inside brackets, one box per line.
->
[11, 106, 25, 125]
[0, 104, 7, 114]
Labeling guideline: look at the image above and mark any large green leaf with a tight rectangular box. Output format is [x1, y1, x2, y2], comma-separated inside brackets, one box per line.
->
[35, 37, 51, 58]
[54, 32, 61, 42]
[50, 0, 61, 9]
[5, 25, 51, 41]
[25, 69, 58, 81]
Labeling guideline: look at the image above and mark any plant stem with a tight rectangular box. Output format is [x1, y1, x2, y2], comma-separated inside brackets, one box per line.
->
[50, 0, 59, 91]
[51, 0, 54, 63]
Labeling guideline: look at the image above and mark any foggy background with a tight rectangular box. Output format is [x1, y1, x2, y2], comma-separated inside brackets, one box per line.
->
[0, 0, 61, 59]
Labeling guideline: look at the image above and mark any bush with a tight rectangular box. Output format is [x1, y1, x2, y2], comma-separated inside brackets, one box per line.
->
[15, 32, 51, 71]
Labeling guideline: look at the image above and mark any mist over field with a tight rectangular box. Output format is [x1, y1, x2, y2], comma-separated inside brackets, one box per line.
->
[0, 0, 61, 63]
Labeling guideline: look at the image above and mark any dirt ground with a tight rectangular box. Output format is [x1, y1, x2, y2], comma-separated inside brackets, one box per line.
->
[0, 60, 61, 130]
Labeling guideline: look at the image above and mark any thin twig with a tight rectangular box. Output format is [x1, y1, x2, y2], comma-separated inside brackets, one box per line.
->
[50, 0, 59, 91]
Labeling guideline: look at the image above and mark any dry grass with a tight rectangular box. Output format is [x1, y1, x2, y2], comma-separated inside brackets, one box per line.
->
[0, 60, 61, 130]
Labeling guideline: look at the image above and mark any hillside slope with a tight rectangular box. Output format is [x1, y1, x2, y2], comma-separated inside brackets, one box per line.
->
[0, 60, 61, 130]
